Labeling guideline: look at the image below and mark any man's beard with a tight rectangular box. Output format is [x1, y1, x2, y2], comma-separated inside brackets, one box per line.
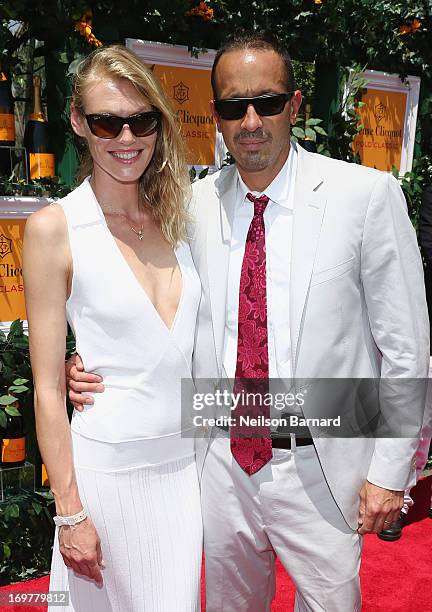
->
[233, 129, 273, 172]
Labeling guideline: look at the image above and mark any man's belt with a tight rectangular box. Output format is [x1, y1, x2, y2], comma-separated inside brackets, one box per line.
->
[216, 423, 313, 450]
[271, 436, 314, 449]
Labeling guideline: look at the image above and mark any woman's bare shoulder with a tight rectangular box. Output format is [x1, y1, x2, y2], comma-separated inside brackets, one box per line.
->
[25, 203, 68, 245]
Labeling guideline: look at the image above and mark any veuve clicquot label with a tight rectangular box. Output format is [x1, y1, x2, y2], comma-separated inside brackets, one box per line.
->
[1, 437, 25, 463]
[29, 152, 55, 179]
[0, 112, 15, 141]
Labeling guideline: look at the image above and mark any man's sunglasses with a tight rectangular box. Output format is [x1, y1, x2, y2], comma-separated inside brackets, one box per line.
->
[214, 92, 294, 121]
[85, 111, 161, 139]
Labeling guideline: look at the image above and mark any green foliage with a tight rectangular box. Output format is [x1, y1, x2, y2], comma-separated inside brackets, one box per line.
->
[0, 490, 55, 585]
[325, 65, 369, 162]
[0, 176, 71, 198]
[395, 155, 432, 230]
[291, 114, 328, 154]
[0, 321, 32, 426]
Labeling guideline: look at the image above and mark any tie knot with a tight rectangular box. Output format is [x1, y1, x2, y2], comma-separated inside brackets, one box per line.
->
[246, 192, 269, 216]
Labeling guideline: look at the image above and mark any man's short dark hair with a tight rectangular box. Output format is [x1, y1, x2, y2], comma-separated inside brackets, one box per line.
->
[211, 30, 296, 99]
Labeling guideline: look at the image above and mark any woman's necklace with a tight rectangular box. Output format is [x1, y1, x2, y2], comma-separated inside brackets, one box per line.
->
[99, 203, 145, 241]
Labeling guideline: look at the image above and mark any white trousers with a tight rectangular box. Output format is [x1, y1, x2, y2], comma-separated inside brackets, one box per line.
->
[201, 436, 362, 612]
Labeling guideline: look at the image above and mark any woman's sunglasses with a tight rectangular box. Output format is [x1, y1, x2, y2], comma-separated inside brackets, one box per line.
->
[214, 92, 294, 121]
[85, 111, 161, 139]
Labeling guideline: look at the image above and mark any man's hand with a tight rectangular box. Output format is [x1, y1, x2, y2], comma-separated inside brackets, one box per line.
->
[66, 354, 104, 411]
[357, 481, 403, 535]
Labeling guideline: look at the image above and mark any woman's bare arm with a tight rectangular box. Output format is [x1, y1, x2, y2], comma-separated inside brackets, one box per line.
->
[23, 205, 103, 584]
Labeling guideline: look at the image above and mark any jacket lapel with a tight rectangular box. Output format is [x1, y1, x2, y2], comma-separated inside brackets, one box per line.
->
[290, 147, 327, 372]
[206, 165, 237, 376]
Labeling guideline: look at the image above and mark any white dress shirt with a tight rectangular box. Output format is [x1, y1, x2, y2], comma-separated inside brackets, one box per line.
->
[222, 143, 298, 389]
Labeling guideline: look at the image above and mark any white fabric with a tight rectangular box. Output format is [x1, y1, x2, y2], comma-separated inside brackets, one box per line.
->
[201, 436, 362, 612]
[189, 145, 429, 527]
[188, 144, 428, 609]
[59, 178, 201, 447]
[71, 429, 195, 471]
[49, 441, 202, 612]
[223, 147, 297, 381]
[49, 180, 203, 610]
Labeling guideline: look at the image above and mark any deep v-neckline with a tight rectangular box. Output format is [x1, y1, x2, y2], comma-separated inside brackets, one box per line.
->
[92, 191, 184, 334]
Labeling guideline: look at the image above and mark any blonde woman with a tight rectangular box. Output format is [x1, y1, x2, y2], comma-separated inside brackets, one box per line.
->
[23, 45, 202, 611]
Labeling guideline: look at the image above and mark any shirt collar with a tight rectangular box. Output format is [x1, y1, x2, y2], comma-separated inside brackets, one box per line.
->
[236, 141, 298, 210]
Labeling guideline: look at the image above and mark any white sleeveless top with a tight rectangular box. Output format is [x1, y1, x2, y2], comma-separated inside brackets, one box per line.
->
[58, 178, 201, 447]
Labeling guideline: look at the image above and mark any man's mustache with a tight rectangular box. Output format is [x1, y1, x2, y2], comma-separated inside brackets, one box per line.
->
[234, 129, 272, 141]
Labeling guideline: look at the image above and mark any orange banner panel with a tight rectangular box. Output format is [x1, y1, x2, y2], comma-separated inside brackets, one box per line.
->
[153, 65, 216, 166]
[0, 218, 26, 323]
[353, 88, 407, 172]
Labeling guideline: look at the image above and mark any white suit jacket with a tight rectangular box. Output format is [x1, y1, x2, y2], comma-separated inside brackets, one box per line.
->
[188, 145, 429, 529]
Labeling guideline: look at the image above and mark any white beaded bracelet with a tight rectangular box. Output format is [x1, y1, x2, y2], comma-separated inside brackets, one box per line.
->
[53, 508, 88, 527]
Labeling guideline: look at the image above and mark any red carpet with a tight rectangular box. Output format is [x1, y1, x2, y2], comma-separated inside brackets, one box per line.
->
[2, 476, 431, 612]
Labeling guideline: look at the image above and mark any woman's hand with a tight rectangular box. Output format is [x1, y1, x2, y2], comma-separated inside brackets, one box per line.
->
[58, 518, 104, 585]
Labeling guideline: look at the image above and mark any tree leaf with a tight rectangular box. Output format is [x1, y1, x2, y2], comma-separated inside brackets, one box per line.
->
[11, 336, 29, 349]
[8, 386, 29, 394]
[31, 502, 42, 516]
[294, 11, 313, 20]
[43, 507, 53, 523]
[199, 167, 209, 179]
[314, 126, 328, 135]
[292, 126, 304, 139]
[8, 320, 23, 337]
[3, 543, 11, 559]
[305, 128, 317, 141]
[0, 410, 7, 428]
[306, 118, 322, 126]
[13, 379, 29, 386]
[5, 406, 21, 417]
[8, 503, 20, 518]
[0, 395, 18, 406]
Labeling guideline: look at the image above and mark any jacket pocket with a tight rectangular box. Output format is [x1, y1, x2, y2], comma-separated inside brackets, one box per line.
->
[310, 256, 355, 287]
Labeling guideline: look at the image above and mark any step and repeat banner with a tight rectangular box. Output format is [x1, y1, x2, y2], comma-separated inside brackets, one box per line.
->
[126, 39, 225, 171]
[0, 200, 48, 331]
[352, 70, 420, 175]
[0, 219, 25, 321]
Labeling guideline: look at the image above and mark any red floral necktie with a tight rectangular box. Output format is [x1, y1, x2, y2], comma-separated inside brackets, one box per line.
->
[230, 193, 273, 475]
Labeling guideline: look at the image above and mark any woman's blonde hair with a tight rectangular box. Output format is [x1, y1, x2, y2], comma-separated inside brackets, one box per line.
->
[71, 44, 190, 246]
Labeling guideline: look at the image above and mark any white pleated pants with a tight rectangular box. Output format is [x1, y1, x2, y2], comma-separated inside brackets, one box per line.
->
[201, 436, 362, 612]
[49, 438, 203, 612]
